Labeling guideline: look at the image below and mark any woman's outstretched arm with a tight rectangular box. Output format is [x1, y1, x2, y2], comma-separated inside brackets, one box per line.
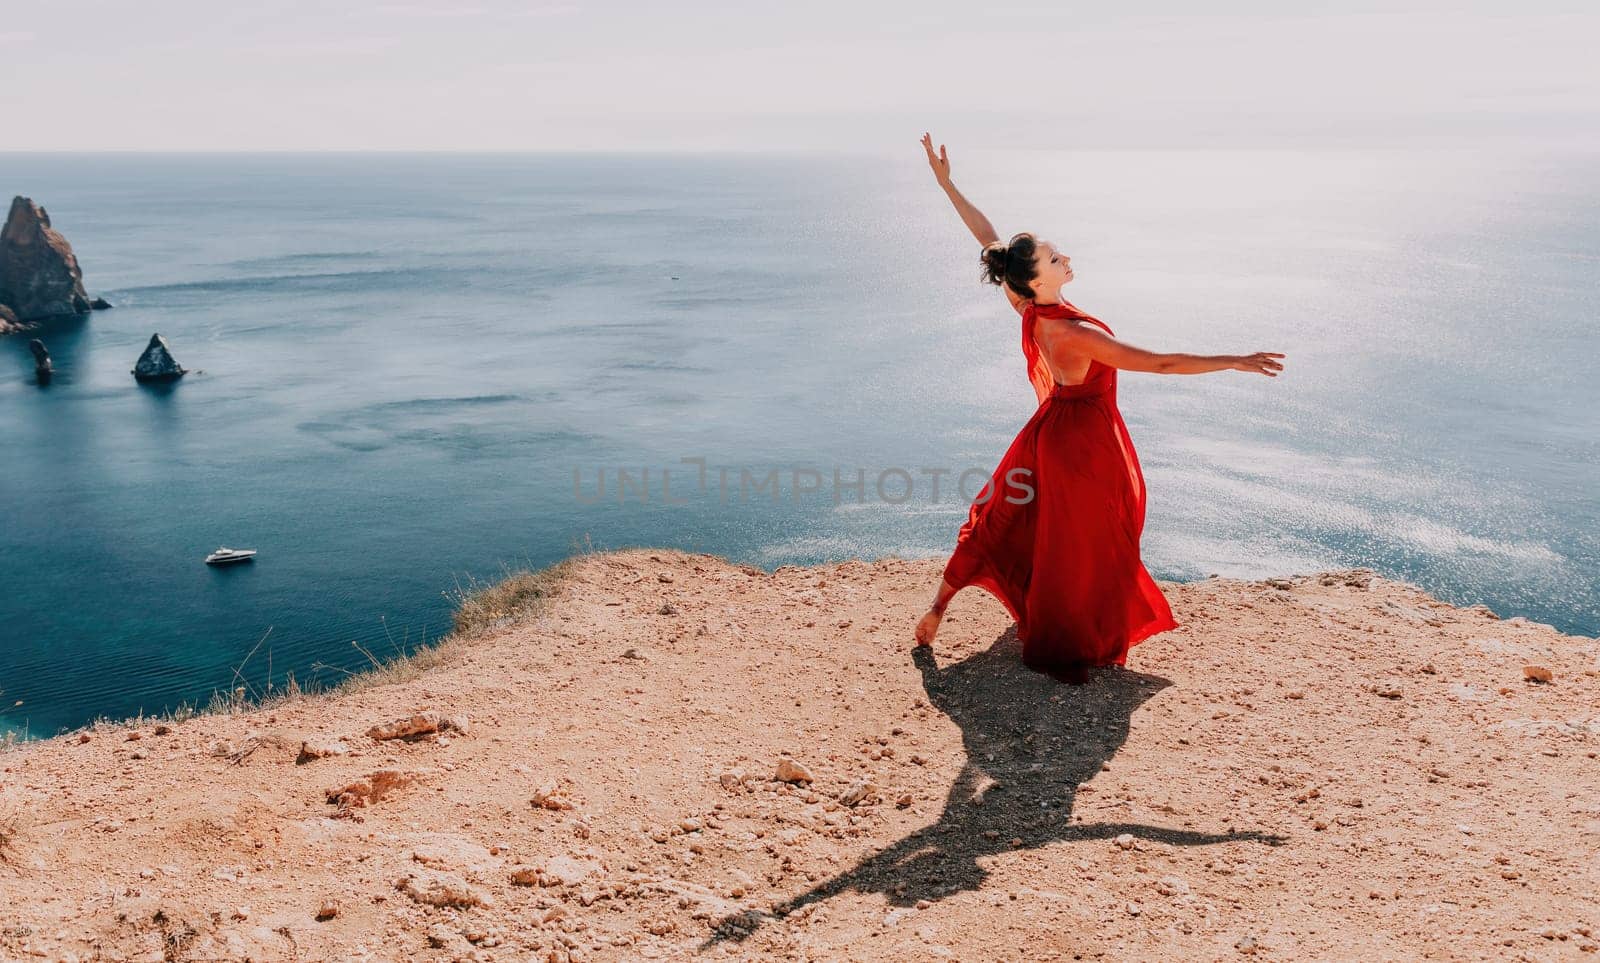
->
[922, 132, 1000, 247]
[1048, 322, 1286, 377]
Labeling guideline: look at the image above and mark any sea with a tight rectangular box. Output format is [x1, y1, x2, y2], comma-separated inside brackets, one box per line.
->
[1, 148, 1595, 740]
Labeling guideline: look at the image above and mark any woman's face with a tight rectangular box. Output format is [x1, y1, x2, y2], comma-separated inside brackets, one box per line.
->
[1031, 239, 1074, 295]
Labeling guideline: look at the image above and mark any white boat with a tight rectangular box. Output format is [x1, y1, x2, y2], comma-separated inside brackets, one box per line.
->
[205, 546, 257, 565]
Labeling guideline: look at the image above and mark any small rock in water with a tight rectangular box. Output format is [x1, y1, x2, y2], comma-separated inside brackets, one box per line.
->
[131, 332, 188, 382]
[27, 339, 51, 376]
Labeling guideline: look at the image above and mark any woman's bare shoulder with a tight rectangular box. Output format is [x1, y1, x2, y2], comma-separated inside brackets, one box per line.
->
[1034, 315, 1105, 352]
[1038, 314, 1104, 335]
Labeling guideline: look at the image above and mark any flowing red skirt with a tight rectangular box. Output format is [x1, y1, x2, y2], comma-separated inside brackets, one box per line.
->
[941, 309, 1179, 681]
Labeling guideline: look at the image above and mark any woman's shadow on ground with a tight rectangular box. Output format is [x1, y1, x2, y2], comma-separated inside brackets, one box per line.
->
[702, 628, 1285, 949]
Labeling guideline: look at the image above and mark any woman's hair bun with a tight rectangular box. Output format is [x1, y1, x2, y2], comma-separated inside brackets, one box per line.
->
[978, 232, 1037, 298]
[980, 242, 1010, 287]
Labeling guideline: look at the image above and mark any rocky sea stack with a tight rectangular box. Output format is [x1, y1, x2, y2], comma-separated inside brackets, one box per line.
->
[0, 195, 111, 335]
[131, 332, 187, 382]
[29, 338, 52, 382]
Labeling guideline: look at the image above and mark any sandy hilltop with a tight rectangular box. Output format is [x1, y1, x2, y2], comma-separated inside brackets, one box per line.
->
[1, 549, 1597, 962]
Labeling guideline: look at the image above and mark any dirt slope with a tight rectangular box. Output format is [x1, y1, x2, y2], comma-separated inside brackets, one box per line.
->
[1, 549, 1596, 962]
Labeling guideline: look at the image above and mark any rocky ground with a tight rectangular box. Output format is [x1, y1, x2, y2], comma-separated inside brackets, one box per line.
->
[1, 549, 1596, 962]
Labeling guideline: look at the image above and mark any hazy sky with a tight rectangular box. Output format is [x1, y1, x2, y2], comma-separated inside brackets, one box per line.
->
[3, 1, 1596, 151]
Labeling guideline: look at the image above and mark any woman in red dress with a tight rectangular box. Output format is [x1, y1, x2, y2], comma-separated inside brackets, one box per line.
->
[913, 133, 1286, 684]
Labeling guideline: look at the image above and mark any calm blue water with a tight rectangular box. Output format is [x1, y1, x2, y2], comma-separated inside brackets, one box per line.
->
[2, 150, 1595, 740]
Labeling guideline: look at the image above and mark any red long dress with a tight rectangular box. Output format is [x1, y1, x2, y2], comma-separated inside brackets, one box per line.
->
[940, 297, 1179, 681]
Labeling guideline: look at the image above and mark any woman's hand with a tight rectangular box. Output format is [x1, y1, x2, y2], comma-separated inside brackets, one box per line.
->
[924, 134, 1000, 245]
[1230, 352, 1287, 376]
[921, 132, 952, 187]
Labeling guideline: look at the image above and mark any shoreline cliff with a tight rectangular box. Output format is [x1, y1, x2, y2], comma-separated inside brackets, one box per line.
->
[1, 549, 1595, 960]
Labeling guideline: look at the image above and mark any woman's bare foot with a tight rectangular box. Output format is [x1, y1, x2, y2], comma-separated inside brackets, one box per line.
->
[913, 609, 943, 648]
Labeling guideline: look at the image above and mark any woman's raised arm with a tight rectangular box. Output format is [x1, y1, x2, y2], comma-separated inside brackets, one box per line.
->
[922, 132, 1000, 247]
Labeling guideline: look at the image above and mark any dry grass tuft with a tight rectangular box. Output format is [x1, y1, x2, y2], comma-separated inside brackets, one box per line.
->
[448, 559, 581, 638]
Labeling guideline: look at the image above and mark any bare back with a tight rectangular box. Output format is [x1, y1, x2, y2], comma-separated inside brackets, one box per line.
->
[1034, 316, 1096, 387]
[1009, 293, 1093, 387]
